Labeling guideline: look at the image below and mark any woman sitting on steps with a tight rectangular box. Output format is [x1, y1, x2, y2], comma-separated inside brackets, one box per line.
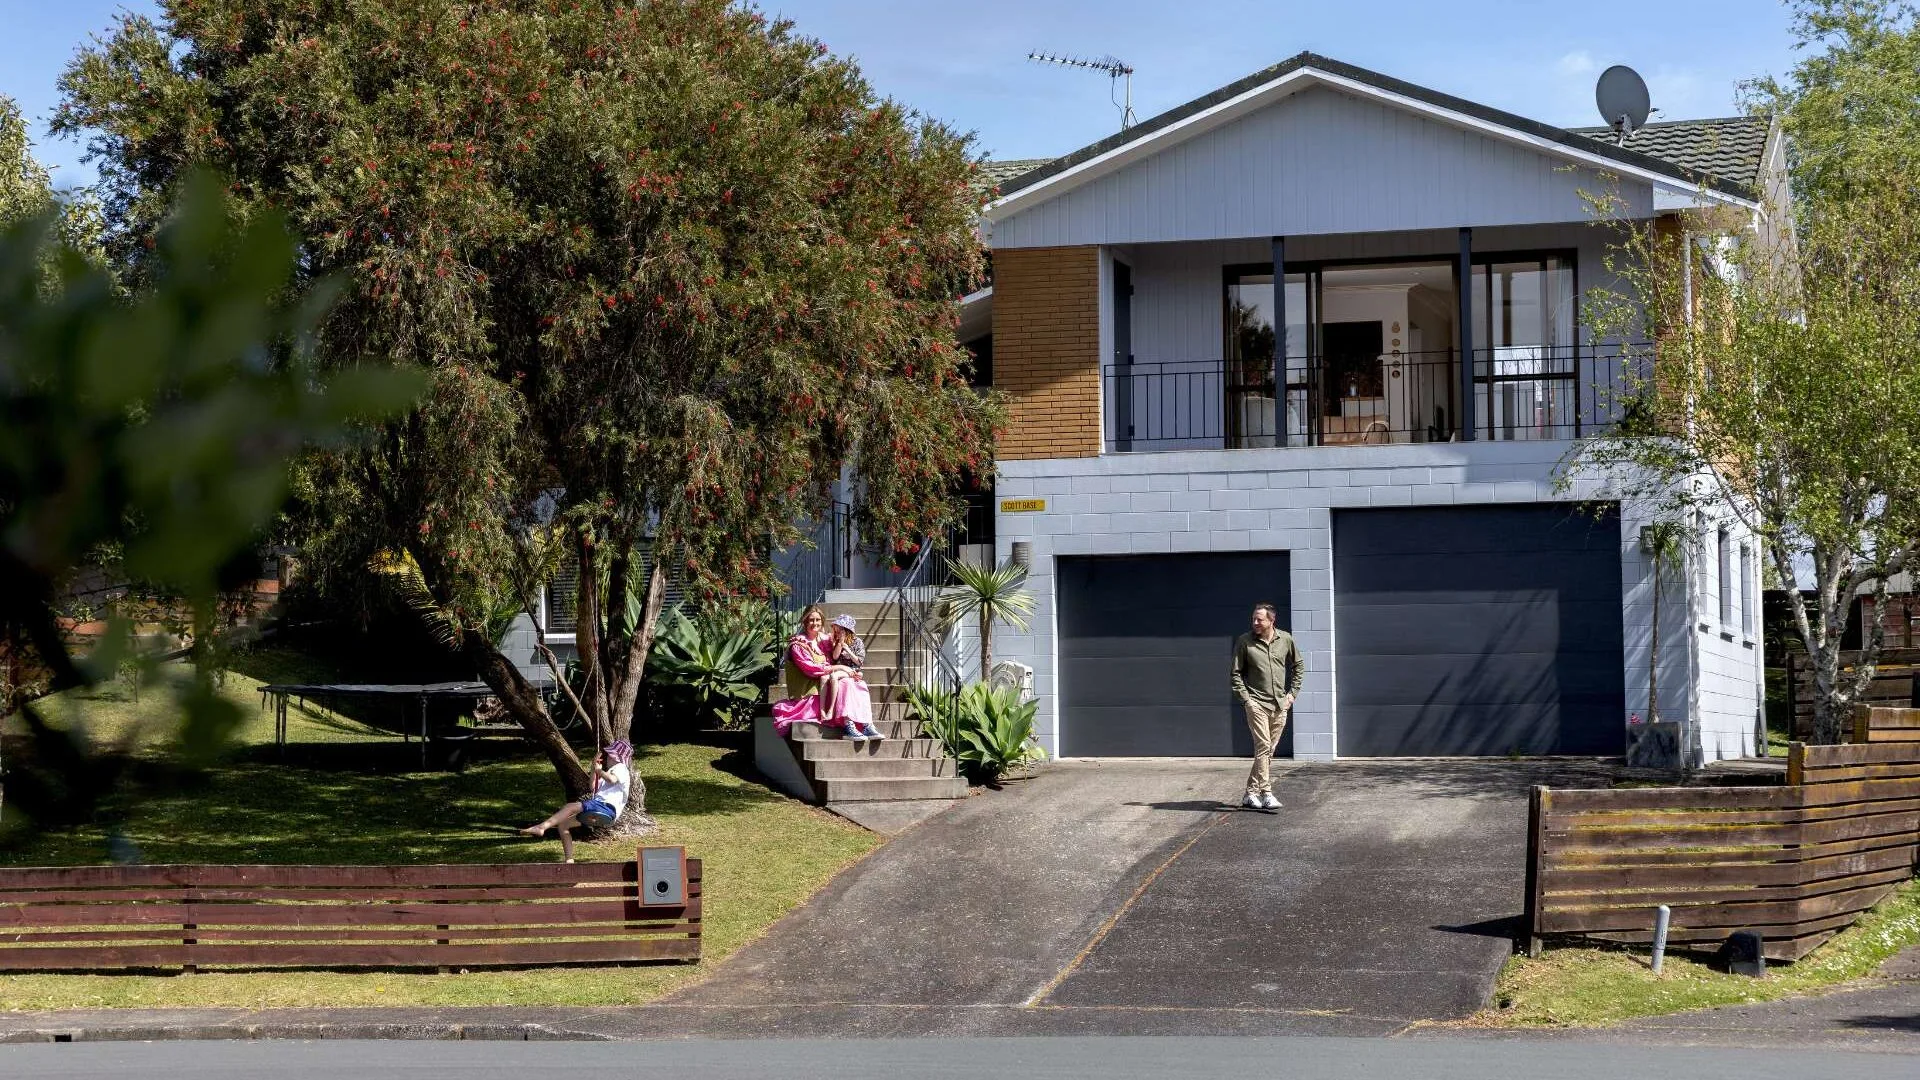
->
[771, 605, 881, 742]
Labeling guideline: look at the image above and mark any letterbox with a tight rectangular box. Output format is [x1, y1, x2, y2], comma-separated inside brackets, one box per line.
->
[640, 845, 686, 907]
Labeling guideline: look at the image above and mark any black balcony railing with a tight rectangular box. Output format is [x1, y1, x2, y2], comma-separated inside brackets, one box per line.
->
[1103, 344, 1646, 451]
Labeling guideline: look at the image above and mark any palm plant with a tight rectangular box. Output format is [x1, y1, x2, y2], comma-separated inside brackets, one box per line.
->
[936, 557, 1038, 683]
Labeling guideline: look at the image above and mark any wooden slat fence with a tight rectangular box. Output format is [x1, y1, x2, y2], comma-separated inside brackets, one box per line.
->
[0, 851, 700, 972]
[1786, 647, 1920, 740]
[1527, 706, 1920, 963]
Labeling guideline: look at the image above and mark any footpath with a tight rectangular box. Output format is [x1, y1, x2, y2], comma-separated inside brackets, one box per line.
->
[2, 948, 1918, 1045]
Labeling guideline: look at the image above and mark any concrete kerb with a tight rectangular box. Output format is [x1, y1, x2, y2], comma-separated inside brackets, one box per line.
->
[0, 1010, 626, 1043]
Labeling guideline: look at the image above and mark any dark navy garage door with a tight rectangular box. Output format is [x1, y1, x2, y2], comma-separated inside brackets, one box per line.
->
[1058, 553, 1290, 757]
[1333, 505, 1624, 756]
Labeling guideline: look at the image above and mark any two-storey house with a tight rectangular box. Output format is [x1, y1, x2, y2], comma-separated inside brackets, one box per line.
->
[966, 54, 1780, 764]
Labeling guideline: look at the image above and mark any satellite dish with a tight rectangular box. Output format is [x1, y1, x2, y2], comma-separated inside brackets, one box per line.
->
[1595, 65, 1652, 140]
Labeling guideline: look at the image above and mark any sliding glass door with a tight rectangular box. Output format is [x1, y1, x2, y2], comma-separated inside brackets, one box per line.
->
[1224, 270, 1316, 448]
[1470, 256, 1577, 440]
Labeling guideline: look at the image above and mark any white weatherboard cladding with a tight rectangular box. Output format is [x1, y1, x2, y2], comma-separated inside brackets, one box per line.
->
[994, 87, 1654, 249]
[1690, 504, 1766, 761]
[992, 440, 1738, 763]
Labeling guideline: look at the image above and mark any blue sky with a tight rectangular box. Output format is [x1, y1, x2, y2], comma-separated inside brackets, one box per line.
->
[4, 0, 1803, 189]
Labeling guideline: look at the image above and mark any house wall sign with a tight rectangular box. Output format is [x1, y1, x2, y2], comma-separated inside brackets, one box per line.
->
[1000, 498, 1048, 513]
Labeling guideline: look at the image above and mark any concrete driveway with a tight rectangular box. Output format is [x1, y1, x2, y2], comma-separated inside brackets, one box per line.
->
[629, 758, 1617, 1038]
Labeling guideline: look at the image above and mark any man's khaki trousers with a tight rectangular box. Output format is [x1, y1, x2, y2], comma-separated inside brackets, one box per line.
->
[1243, 695, 1288, 796]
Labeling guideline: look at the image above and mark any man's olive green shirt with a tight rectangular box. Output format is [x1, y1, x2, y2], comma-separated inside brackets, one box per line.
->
[1231, 629, 1305, 709]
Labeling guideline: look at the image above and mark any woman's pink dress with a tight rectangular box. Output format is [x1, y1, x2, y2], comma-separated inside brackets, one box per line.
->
[771, 632, 873, 735]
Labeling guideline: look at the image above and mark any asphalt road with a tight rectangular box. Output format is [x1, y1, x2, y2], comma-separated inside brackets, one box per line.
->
[1, 1036, 1915, 1080]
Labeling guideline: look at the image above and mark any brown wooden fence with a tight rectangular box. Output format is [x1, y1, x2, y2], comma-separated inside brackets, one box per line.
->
[1526, 706, 1920, 962]
[0, 850, 700, 972]
[1786, 647, 1920, 740]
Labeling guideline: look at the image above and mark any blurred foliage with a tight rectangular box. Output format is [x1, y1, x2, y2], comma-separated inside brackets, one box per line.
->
[0, 173, 419, 848]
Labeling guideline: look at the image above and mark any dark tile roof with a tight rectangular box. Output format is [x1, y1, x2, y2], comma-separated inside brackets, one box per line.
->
[1569, 116, 1773, 192]
[997, 52, 1762, 203]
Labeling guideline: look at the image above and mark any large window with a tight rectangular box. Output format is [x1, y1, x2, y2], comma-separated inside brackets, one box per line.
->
[1223, 272, 1313, 448]
[1717, 528, 1734, 628]
[1740, 544, 1755, 637]
[1470, 256, 1577, 440]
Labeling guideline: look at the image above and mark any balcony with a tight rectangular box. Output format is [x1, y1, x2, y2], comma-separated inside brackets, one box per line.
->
[1102, 344, 1643, 452]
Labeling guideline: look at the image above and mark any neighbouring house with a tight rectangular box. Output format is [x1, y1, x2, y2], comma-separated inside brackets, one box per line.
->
[959, 52, 1780, 764]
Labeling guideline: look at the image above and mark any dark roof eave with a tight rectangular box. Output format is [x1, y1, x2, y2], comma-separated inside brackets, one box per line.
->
[997, 52, 1758, 205]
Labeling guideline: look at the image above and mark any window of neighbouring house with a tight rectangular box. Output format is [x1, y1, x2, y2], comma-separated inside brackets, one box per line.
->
[1740, 544, 1755, 638]
[1728, 526, 1743, 626]
[542, 554, 579, 637]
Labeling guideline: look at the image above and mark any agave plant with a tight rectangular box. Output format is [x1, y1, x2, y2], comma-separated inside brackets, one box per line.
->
[646, 606, 775, 728]
[953, 682, 1042, 783]
[936, 557, 1038, 683]
[908, 681, 1043, 783]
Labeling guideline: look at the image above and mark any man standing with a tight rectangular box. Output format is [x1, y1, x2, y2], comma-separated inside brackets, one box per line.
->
[1231, 602, 1305, 810]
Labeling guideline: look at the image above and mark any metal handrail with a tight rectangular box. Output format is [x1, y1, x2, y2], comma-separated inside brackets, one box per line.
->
[889, 533, 966, 697]
[1102, 343, 1646, 449]
[777, 500, 852, 614]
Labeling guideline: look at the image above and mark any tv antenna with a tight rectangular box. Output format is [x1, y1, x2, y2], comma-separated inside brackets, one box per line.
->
[1594, 64, 1653, 142]
[1029, 51, 1136, 130]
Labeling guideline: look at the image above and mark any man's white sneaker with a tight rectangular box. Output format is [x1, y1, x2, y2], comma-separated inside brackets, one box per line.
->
[1260, 792, 1282, 810]
[1242, 793, 1264, 809]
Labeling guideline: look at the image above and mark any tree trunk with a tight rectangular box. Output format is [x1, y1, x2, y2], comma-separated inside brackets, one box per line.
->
[573, 530, 613, 747]
[464, 628, 591, 799]
[979, 611, 992, 685]
[1811, 640, 1846, 746]
[1648, 576, 1660, 722]
[608, 560, 667, 744]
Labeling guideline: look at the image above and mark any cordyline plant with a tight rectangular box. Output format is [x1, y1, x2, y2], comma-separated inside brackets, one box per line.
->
[56, 0, 1002, 818]
[1565, 178, 1920, 744]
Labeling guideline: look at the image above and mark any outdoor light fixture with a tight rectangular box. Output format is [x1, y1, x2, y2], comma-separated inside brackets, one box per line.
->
[1010, 541, 1032, 570]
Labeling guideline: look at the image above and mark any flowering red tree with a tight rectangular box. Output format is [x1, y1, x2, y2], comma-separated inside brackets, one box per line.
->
[57, 0, 1001, 813]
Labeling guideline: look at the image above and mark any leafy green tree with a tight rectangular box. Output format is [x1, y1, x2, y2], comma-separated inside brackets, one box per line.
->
[0, 95, 105, 269]
[1742, 1, 1920, 206]
[1569, 182, 1920, 745]
[56, 1, 1001, 810]
[1569, 1, 1920, 746]
[0, 174, 417, 838]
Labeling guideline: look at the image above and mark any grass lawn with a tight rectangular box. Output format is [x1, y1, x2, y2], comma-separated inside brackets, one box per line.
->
[0, 650, 880, 1009]
[1470, 879, 1920, 1027]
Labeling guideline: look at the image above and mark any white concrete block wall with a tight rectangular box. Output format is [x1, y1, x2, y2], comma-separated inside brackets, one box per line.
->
[995, 438, 1724, 761]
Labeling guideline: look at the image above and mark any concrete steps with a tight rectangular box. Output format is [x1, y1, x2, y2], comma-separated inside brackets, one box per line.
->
[796, 736, 944, 760]
[748, 588, 968, 816]
[789, 718, 923, 741]
[807, 757, 958, 780]
[815, 776, 970, 802]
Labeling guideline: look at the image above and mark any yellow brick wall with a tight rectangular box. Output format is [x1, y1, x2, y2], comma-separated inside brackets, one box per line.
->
[991, 246, 1103, 460]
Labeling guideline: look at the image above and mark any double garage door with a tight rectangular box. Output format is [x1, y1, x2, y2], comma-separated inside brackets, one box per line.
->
[1057, 504, 1625, 757]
